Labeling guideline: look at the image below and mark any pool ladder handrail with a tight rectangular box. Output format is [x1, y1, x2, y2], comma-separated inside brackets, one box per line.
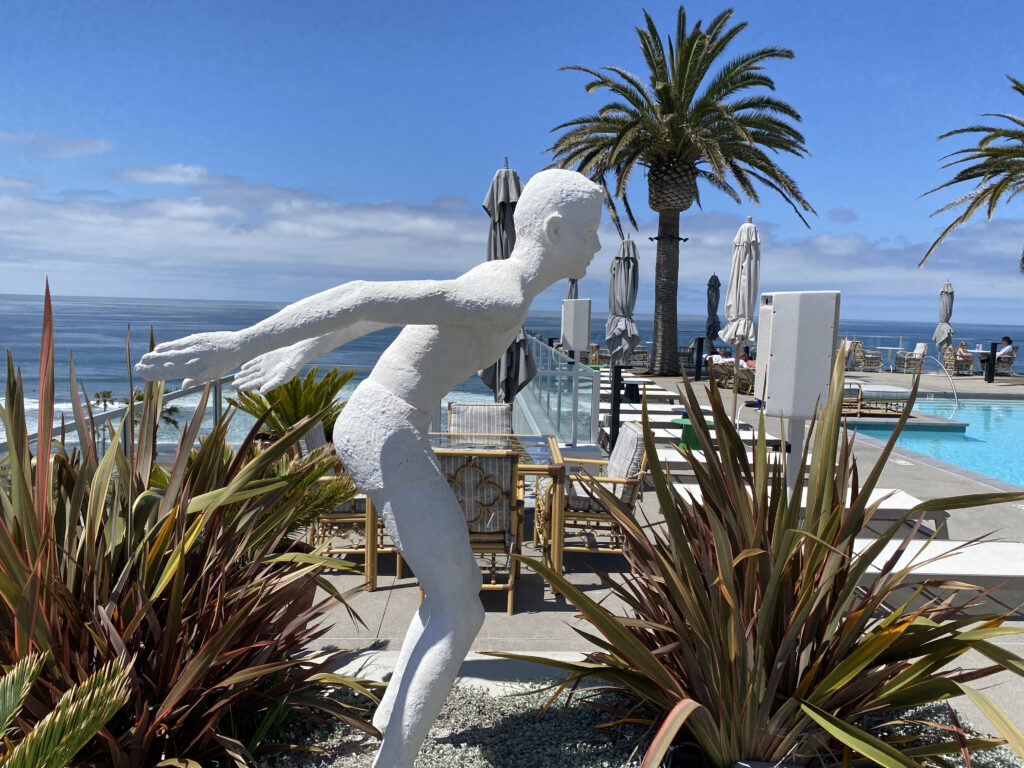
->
[923, 355, 960, 415]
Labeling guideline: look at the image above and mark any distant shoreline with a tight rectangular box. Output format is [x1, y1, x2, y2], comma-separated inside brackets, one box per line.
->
[1, 292, 1021, 330]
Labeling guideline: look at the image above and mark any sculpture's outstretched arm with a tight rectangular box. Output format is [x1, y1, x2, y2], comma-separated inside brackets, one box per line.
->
[232, 321, 391, 393]
[135, 272, 509, 383]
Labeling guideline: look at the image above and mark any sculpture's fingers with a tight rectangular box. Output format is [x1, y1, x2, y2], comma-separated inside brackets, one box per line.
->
[233, 370, 261, 392]
[259, 372, 289, 394]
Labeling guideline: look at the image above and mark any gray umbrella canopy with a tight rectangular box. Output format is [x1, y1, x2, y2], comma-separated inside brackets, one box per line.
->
[478, 167, 537, 403]
[705, 274, 722, 345]
[605, 238, 641, 366]
[720, 219, 761, 347]
[932, 281, 955, 349]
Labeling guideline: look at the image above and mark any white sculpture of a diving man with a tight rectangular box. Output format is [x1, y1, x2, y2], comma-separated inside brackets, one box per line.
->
[135, 168, 605, 767]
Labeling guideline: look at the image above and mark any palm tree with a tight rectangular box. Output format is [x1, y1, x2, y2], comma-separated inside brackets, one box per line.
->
[921, 76, 1024, 272]
[550, 6, 814, 375]
[92, 390, 114, 411]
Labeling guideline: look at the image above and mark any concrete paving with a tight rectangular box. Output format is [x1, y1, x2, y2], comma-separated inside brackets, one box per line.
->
[316, 366, 1024, 735]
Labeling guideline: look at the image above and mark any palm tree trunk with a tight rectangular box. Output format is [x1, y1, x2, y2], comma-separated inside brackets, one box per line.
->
[651, 211, 681, 376]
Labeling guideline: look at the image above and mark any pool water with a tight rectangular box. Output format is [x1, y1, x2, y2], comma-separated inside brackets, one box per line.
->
[856, 397, 1024, 487]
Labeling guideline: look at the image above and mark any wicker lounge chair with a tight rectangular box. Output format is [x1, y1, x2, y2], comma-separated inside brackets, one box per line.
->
[436, 448, 523, 614]
[842, 381, 911, 415]
[895, 342, 928, 373]
[535, 421, 647, 572]
[711, 362, 735, 389]
[301, 424, 402, 591]
[733, 366, 755, 395]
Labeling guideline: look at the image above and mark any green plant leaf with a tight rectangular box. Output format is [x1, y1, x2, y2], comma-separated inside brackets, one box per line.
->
[800, 701, 921, 768]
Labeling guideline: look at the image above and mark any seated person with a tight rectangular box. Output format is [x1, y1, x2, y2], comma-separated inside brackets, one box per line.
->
[704, 347, 734, 365]
[739, 348, 756, 369]
[979, 336, 1014, 363]
[955, 341, 974, 361]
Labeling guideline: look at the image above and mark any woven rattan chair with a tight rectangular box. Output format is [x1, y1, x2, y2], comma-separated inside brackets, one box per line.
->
[996, 346, 1018, 375]
[941, 345, 974, 376]
[733, 366, 755, 395]
[631, 344, 649, 366]
[711, 362, 735, 389]
[895, 342, 928, 374]
[535, 421, 647, 572]
[849, 341, 882, 372]
[301, 425, 402, 591]
[435, 448, 523, 614]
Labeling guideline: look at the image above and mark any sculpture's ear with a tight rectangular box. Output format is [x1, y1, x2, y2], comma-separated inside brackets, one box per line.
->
[542, 212, 563, 246]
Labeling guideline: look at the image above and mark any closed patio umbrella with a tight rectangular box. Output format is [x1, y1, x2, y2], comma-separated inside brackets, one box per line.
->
[932, 281, 954, 350]
[605, 237, 640, 366]
[705, 274, 721, 348]
[719, 218, 761, 422]
[478, 164, 537, 403]
[719, 218, 760, 350]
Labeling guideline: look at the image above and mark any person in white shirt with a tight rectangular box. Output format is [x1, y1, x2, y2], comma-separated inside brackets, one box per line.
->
[980, 336, 1014, 365]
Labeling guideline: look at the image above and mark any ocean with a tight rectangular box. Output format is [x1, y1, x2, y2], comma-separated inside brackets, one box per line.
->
[2, 293, 1022, 439]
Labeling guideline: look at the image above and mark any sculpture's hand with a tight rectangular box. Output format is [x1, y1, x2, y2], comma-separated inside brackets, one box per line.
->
[135, 330, 245, 383]
[233, 343, 309, 394]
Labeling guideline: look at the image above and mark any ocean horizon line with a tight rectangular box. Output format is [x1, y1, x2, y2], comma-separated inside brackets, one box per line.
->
[0, 291, 1016, 331]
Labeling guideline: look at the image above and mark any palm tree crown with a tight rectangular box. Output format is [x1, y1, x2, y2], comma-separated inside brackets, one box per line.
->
[922, 75, 1024, 272]
[550, 6, 814, 375]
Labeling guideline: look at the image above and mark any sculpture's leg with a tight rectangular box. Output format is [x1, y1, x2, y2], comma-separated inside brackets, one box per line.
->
[371, 600, 425, 733]
[368, 476, 484, 768]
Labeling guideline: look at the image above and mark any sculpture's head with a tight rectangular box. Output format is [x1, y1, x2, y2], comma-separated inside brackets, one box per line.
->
[514, 169, 605, 280]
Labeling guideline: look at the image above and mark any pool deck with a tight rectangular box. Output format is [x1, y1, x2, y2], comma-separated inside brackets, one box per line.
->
[318, 367, 1024, 737]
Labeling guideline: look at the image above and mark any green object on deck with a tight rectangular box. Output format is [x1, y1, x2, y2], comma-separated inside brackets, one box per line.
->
[672, 416, 712, 449]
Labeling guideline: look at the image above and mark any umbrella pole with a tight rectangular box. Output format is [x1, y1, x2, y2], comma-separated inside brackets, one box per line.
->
[732, 355, 741, 425]
[610, 364, 622, 447]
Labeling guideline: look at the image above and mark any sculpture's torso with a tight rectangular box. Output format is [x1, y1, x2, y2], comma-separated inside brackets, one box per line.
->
[367, 312, 524, 413]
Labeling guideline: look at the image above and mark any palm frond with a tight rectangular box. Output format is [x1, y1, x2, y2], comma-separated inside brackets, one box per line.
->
[3, 655, 130, 768]
[923, 74, 1024, 267]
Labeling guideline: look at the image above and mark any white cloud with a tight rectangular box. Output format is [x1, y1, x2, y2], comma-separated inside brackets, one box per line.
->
[0, 131, 114, 158]
[0, 170, 1020, 323]
[116, 164, 211, 185]
[0, 174, 38, 190]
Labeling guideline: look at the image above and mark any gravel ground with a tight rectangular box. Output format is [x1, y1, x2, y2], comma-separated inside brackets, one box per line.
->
[256, 685, 1023, 768]
[257, 683, 649, 768]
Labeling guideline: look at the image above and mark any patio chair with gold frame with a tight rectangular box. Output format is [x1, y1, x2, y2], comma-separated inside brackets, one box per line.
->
[941, 344, 974, 376]
[895, 342, 928, 373]
[850, 340, 882, 372]
[535, 421, 647, 572]
[996, 346, 1018, 376]
[435, 448, 524, 614]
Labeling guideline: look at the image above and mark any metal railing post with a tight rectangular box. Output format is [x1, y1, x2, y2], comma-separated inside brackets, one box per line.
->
[570, 358, 579, 446]
[212, 379, 223, 424]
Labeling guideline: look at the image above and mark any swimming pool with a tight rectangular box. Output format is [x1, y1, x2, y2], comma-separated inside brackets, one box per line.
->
[856, 397, 1024, 487]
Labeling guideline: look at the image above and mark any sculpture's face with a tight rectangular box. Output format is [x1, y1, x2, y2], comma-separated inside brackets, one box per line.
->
[554, 202, 603, 280]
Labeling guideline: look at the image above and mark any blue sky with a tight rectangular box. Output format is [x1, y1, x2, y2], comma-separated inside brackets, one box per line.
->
[1, 0, 1022, 323]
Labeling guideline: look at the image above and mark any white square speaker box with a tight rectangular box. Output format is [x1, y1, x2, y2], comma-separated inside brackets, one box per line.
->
[754, 291, 840, 420]
[560, 299, 591, 351]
